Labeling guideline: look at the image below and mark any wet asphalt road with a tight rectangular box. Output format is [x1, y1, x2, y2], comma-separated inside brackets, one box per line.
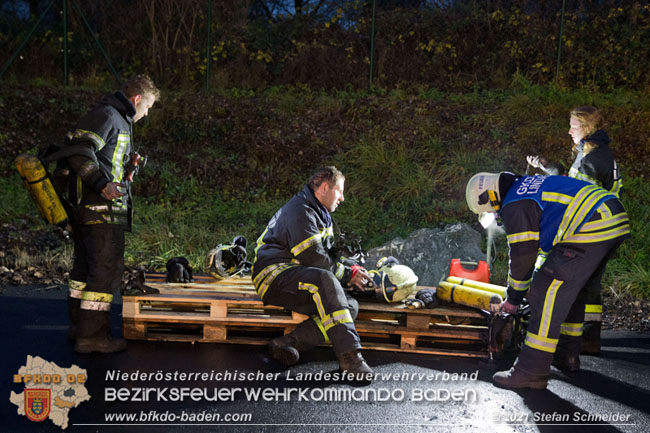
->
[1, 285, 649, 433]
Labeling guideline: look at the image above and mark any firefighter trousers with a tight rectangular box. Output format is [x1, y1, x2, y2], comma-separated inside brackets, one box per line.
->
[262, 266, 361, 356]
[69, 225, 125, 313]
[516, 237, 624, 376]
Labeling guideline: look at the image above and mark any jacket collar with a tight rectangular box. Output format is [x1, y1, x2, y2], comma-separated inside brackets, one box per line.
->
[300, 184, 332, 226]
[97, 91, 136, 123]
[580, 129, 611, 149]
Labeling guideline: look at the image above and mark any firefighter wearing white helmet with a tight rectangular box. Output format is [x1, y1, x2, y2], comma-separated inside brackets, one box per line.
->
[465, 172, 507, 228]
[466, 172, 630, 389]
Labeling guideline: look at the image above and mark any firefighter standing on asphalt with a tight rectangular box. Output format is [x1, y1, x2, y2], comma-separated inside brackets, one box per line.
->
[526, 106, 622, 354]
[466, 172, 630, 389]
[62, 75, 159, 354]
[252, 166, 374, 376]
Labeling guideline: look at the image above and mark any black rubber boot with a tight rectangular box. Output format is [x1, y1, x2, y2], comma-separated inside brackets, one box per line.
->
[337, 349, 374, 376]
[268, 316, 332, 367]
[552, 340, 581, 372]
[492, 366, 548, 390]
[552, 354, 581, 372]
[267, 334, 300, 366]
[67, 297, 81, 343]
[581, 321, 601, 355]
[551, 335, 581, 373]
[75, 309, 127, 354]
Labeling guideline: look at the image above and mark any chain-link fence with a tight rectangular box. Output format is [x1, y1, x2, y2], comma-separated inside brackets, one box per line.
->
[1, 0, 648, 91]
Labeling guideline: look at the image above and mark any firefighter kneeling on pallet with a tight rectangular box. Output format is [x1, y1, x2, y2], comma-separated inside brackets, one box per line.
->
[466, 172, 630, 389]
[252, 166, 374, 376]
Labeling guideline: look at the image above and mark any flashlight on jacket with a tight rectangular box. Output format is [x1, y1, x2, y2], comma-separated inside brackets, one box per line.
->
[124, 152, 147, 182]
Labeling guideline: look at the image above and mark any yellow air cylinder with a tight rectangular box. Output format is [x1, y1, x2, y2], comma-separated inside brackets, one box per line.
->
[15, 154, 68, 227]
[446, 276, 507, 299]
[437, 281, 503, 313]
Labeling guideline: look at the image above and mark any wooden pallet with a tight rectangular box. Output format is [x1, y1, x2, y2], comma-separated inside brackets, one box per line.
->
[123, 273, 497, 359]
[353, 302, 489, 358]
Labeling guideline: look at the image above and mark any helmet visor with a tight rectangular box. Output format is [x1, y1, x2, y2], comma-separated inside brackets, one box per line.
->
[479, 211, 496, 229]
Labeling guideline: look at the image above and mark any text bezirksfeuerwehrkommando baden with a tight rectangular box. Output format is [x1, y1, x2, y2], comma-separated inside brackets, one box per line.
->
[103, 369, 480, 403]
[105, 386, 478, 403]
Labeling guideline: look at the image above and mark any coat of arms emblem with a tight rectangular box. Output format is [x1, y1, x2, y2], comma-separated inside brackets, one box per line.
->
[25, 389, 51, 422]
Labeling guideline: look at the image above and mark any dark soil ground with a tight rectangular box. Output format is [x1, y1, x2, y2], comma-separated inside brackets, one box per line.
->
[1, 220, 648, 334]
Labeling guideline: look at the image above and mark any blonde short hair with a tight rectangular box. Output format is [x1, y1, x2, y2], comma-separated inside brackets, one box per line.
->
[121, 75, 160, 100]
[570, 106, 600, 137]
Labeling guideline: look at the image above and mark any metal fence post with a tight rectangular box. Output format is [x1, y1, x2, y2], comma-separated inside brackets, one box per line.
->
[555, 0, 566, 82]
[63, 0, 68, 85]
[206, 0, 212, 91]
[369, 0, 376, 88]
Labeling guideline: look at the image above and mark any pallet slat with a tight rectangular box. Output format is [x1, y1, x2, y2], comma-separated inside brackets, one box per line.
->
[121, 272, 500, 358]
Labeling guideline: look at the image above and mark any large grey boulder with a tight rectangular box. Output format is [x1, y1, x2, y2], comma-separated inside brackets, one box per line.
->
[366, 223, 486, 286]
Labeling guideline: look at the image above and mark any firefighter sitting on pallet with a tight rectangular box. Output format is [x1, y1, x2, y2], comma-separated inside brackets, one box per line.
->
[252, 166, 374, 375]
[466, 172, 629, 389]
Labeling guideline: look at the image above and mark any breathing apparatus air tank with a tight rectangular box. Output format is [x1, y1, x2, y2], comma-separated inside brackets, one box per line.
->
[15, 154, 69, 228]
[446, 276, 507, 299]
[437, 281, 503, 313]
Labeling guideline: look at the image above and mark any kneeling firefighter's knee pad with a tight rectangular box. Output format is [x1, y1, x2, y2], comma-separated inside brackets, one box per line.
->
[346, 295, 359, 320]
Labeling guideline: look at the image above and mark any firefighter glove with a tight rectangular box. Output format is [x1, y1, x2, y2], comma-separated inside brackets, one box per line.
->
[166, 256, 194, 283]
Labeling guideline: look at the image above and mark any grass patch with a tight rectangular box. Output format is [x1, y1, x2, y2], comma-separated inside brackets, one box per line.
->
[0, 172, 41, 221]
[3, 244, 73, 272]
[603, 177, 650, 298]
[1, 84, 648, 298]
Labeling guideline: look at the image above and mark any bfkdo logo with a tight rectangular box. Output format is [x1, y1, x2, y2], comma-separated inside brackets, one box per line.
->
[25, 389, 51, 422]
[10, 356, 91, 430]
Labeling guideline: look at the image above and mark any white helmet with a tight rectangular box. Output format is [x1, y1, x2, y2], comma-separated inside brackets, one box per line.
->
[466, 172, 504, 228]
